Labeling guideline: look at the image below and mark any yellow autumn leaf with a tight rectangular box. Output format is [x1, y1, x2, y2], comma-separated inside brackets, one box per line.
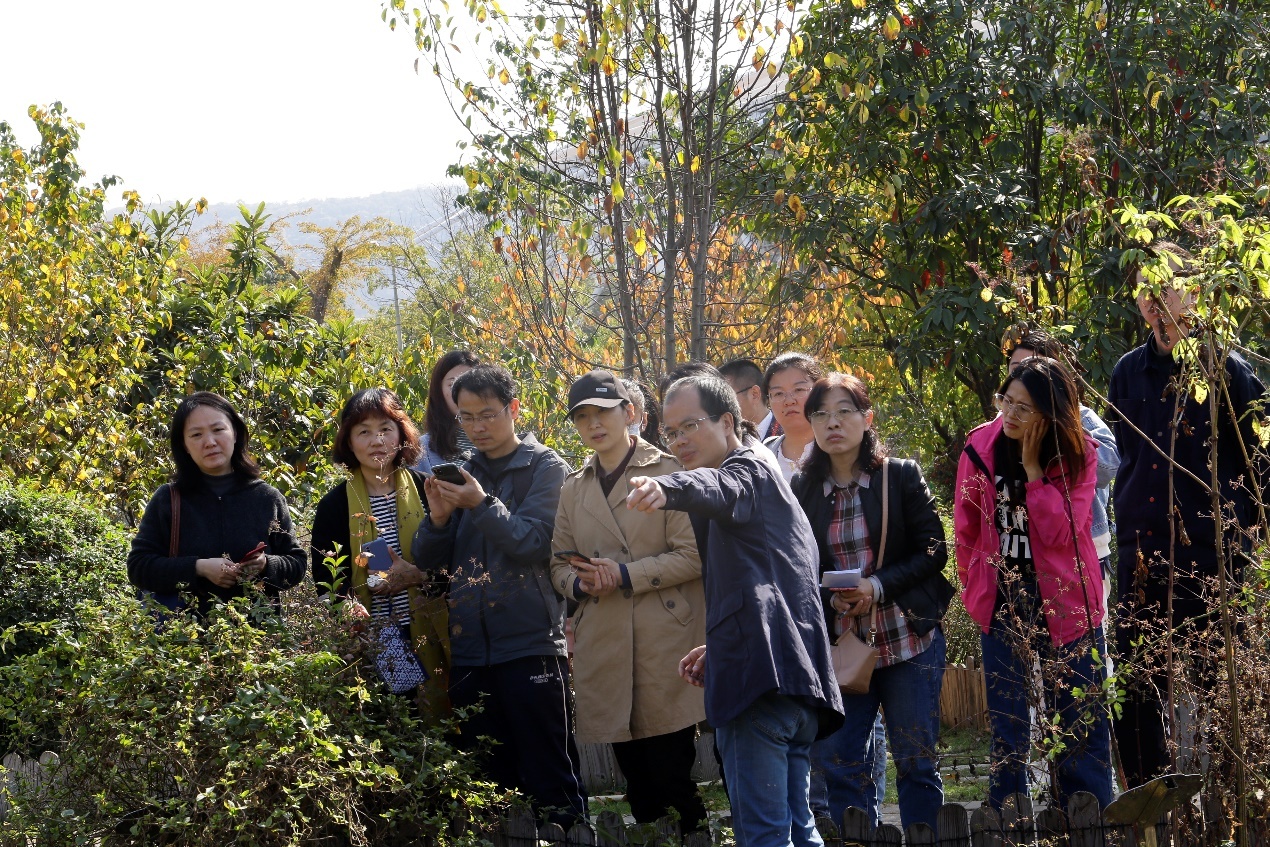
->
[883, 14, 901, 40]
[553, 32, 565, 49]
[26, 383, 37, 401]
[576, 140, 589, 160]
[980, 287, 993, 302]
[601, 55, 616, 75]
[690, 155, 701, 173]
[499, 68, 511, 84]
[611, 180, 625, 202]
[632, 228, 648, 256]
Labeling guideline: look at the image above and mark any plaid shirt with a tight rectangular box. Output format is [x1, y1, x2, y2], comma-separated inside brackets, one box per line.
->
[826, 473, 935, 667]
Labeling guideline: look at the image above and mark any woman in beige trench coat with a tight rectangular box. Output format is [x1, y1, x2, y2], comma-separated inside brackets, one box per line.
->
[552, 370, 708, 831]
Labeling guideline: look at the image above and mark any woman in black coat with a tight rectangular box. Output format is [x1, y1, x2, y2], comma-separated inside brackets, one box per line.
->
[127, 392, 306, 617]
[791, 374, 954, 834]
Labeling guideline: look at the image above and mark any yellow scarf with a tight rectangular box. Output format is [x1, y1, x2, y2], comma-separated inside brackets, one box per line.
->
[345, 466, 451, 724]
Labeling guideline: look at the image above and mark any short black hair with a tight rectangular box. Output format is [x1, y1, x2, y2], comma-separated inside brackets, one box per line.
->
[664, 375, 743, 438]
[169, 392, 261, 492]
[762, 353, 824, 402]
[718, 358, 763, 390]
[453, 364, 517, 407]
[658, 361, 720, 401]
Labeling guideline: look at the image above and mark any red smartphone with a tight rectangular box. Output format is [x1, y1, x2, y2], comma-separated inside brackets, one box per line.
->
[237, 541, 267, 564]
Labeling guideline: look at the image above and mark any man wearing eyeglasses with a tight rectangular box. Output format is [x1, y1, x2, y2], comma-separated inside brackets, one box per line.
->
[627, 374, 843, 847]
[412, 364, 586, 826]
[1106, 242, 1266, 789]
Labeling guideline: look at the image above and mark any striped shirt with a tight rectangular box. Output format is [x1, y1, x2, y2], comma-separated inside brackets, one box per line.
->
[825, 472, 934, 667]
[367, 494, 412, 623]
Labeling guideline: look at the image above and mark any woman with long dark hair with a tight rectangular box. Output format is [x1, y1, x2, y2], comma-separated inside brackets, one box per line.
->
[127, 392, 305, 616]
[415, 350, 480, 474]
[954, 356, 1112, 809]
[311, 388, 450, 722]
[791, 374, 953, 832]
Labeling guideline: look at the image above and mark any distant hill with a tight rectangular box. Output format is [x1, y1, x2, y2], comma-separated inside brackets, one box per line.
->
[150, 184, 467, 317]
[195, 186, 458, 236]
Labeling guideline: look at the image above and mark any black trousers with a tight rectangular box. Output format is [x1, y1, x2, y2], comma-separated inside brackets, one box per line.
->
[611, 726, 708, 832]
[1113, 551, 1232, 788]
[450, 656, 588, 826]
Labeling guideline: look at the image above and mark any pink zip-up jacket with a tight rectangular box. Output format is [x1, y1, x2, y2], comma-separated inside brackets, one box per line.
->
[954, 418, 1105, 646]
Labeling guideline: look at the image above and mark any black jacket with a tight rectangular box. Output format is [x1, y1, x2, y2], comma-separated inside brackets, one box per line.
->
[791, 457, 954, 642]
[310, 469, 439, 597]
[127, 477, 306, 614]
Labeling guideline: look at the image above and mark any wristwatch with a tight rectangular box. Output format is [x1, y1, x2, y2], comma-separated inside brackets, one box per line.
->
[483, 492, 497, 508]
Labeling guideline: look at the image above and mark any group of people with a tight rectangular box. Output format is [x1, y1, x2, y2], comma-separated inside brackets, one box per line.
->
[125, 241, 1264, 846]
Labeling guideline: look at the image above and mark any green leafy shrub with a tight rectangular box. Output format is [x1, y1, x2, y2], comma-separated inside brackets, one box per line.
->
[0, 478, 129, 670]
[0, 586, 508, 846]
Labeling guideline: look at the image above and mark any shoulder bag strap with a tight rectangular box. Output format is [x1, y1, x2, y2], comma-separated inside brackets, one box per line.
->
[169, 485, 181, 557]
[864, 459, 889, 644]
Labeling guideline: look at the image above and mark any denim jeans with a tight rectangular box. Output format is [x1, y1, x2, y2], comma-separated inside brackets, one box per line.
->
[716, 690, 823, 847]
[810, 704, 886, 821]
[981, 621, 1113, 810]
[810, 627, 945, 832]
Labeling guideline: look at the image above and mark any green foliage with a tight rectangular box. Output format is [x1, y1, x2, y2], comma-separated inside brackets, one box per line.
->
[0, 479, 129, 692]
[763, 0, 1270, 466]
[0, 588, 508, 846]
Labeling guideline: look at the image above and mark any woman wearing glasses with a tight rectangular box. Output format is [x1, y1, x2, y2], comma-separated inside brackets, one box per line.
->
[954, 356, 1112, 810]
[791, 374, 953, 832]
[762, 353, 824, 482]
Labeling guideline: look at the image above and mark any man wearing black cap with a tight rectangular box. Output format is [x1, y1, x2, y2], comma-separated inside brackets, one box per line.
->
[551, 370, 708, 830]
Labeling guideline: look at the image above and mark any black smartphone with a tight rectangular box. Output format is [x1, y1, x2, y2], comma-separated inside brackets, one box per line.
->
[553, 550, 591, 564]
[431, 462, 466, 485]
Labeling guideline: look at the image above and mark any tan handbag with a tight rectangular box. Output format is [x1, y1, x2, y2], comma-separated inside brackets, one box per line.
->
[829, 459, 889, 695]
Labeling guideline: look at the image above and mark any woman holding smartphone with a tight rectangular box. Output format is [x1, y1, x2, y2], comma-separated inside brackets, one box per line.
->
[954, 356, 1112, 809]
[791, 374, 953, 833]
[127, 392, 306, 617]
[311, 388, 450, 722]
[550, 370, 708, 831]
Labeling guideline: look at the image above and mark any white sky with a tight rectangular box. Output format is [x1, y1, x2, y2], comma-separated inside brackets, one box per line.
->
[2, 0, 465, 205]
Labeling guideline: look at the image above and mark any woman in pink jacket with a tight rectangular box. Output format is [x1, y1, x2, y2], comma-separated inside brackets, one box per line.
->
[954, 356, 1112, 810]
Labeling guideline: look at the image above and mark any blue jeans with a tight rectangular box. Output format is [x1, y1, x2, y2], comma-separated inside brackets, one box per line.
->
[716, 690, 823, 847]
[810, 708, 886, 821]
[810, 628, 945, 832]
[981, 621, 1113, 810]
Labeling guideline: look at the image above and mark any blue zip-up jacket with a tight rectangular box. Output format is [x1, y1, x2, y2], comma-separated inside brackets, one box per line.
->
[412, 435, 570, 666]
[1080, 405, 1119, 558]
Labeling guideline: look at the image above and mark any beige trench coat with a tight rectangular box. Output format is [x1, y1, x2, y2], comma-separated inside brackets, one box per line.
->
[551, 439, 707, 743]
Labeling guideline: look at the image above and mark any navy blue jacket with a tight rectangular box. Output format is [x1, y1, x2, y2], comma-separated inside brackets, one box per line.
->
[412, 435, 571, 666]
[1107, 338, 1265, 574]
[657, 446, 844, 737]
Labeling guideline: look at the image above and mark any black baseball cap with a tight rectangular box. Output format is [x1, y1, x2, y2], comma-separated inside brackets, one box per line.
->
[567, 369, 631, 416]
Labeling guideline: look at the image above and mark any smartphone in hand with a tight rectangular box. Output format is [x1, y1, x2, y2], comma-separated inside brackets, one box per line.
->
[361, 537, 393, 588]
[553, 550, 592, 564]
[237, 541, 267, 564]
[431, 463, 466, 485]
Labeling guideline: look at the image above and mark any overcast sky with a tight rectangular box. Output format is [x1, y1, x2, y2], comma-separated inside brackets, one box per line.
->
[3, 0, 464, 205]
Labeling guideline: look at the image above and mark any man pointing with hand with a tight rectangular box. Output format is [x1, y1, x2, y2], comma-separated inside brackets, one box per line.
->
[627, 374, 842, 847]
